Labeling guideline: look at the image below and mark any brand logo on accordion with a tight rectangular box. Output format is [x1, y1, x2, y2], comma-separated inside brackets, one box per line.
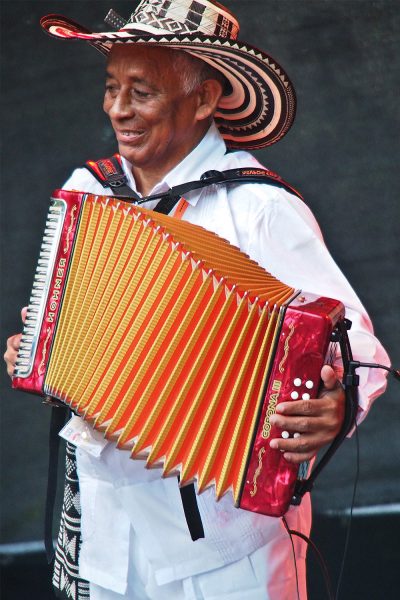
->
[262, 379, 282, 439]
[47, 257, 67, 322]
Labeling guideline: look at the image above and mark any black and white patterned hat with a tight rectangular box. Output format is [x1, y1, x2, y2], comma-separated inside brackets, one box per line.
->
[41, 0, 296, 150]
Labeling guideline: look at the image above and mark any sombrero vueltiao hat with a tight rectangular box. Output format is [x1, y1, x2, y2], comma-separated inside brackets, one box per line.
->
[40, 0, 296, 150]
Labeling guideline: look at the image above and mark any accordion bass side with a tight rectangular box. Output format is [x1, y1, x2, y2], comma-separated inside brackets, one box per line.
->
[13, 189, 344, 517]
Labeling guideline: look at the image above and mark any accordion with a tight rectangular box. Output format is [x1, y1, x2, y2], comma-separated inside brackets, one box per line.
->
[13, 189, 344, 517]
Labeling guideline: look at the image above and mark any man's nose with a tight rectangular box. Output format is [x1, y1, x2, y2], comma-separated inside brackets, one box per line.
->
[108, 90, 134, 119]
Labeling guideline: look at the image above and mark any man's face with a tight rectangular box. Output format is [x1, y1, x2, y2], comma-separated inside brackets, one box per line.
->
[104, 45, 204, 183]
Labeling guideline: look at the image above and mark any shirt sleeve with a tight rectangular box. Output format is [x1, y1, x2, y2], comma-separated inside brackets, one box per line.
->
[247, 186, 390, 425]
[62, 167, 112, 195]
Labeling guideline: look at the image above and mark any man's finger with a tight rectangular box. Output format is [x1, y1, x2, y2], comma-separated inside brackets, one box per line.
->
[21, 306, 28, 323]
[8, 333, 22, 352]
[281, 450, 316, 464]
[269, 435, 319, 463]
[275, 398, 320, 417]
[4, 334, 22, 377]
[320, 364, 340, 391]
[269, 412, 324, 434]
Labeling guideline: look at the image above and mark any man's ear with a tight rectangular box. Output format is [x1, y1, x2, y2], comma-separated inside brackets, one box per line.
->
[195, 79, 224, 122]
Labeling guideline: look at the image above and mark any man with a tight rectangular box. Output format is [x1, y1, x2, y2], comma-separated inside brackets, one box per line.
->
[4, 1, 389, 599]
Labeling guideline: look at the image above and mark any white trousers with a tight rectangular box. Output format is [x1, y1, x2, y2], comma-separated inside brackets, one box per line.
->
[89, 529, 307, 600]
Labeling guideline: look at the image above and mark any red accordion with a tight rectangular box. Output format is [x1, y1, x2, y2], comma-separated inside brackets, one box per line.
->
[13, 189, 344, 517]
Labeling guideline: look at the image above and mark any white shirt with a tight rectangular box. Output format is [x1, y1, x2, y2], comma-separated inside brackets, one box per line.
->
[63, 123, 389, 593]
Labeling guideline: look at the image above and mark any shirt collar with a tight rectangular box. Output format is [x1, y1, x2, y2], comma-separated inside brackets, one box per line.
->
[121, 122, 227, 206]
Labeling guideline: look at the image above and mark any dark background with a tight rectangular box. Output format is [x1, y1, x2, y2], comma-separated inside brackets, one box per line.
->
[1, 1, 399, 598]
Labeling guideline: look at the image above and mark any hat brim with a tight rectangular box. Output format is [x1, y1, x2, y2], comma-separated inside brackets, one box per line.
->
[40, 15, 296, 150]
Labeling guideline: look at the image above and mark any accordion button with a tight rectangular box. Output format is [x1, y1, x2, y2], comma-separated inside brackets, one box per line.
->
[281, 431, 290, 439]
[305, 380, 314, 389]
[291, 391, 299, 399]
[302, 393, 311, 400]
[293, 378, 302, 387]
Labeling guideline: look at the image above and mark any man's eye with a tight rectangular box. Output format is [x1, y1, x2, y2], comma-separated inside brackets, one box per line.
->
[133, 88, 151, 98]
[105, 85, 117, 94]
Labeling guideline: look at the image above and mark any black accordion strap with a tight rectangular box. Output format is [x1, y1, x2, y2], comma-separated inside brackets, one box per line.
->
[178, 477, 205, 541]
[132, 167, 304, 205]
[170, 168, 304, 202]
[83, 155, 183, 214]
[84, 156, 304, 207]
[83, 154, 140, 198]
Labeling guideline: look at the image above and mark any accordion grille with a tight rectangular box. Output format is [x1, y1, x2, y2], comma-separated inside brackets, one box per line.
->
[44, 195, 295, 501]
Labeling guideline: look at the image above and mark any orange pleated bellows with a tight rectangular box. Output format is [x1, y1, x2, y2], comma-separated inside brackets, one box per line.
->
[45, 194, 296, 502]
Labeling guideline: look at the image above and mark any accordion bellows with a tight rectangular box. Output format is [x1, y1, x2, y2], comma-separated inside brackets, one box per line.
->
[13, 190, 344, 516]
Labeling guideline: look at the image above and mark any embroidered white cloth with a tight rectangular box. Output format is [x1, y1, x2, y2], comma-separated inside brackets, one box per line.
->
[62, 123, 389, 595]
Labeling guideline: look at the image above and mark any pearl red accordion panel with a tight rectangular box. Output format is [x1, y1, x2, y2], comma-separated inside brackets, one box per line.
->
[13, 189, 344, 517]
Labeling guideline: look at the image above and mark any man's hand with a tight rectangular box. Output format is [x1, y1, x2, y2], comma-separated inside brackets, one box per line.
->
[269, 365, 345, 464]
[4, 307, 27, 378]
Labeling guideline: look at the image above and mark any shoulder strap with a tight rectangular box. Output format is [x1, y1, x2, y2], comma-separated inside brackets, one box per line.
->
[132, 167, 304, 207]
[200, 168, 304, 201]
[84, 154, 186, 215]
[83, 154, 140, 198]
[83, 156, 303, 217]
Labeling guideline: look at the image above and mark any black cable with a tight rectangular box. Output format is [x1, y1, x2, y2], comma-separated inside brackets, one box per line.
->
[284, 420, 360, 600]
[283, 515, 335, 600]
[281, 515, 301, 600]
[350, 361, 400, 380]
[334, 421, 360, 600]
[284, 359, 396, 599]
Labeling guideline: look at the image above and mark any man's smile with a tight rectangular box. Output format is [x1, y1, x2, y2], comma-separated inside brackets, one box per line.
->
[115, 129, 146, 143]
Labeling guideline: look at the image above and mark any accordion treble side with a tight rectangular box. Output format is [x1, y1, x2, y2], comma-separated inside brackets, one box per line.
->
[13, 189, 344, 517]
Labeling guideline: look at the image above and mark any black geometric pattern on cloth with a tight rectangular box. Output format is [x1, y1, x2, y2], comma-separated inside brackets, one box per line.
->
[53, 443, 90, 600]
